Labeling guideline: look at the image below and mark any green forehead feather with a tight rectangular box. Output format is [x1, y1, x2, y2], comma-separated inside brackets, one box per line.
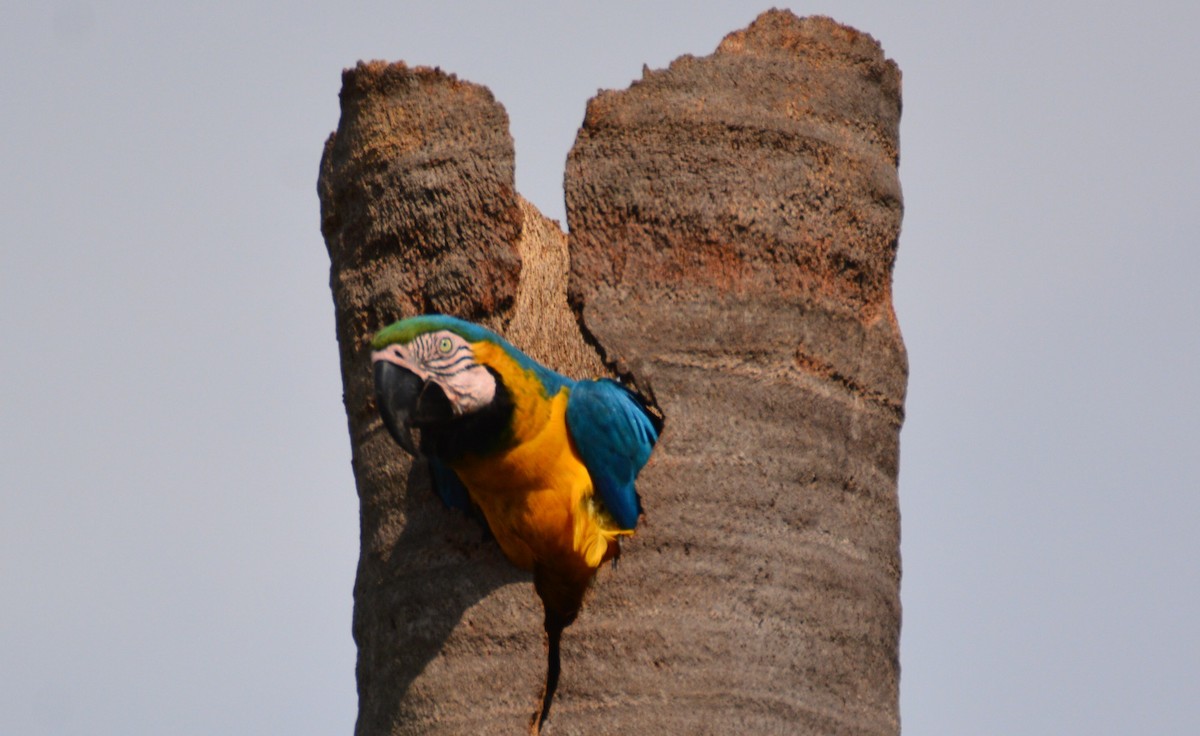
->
[371, 314, 498, 349]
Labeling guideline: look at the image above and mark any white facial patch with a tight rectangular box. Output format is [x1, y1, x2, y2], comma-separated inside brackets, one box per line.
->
[372, 330, 496, 415]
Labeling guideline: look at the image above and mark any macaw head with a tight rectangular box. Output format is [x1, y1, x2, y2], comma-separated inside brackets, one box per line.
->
[370, 315, 504, 455]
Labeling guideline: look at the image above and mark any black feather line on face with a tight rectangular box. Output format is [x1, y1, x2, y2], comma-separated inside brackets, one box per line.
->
[418, 366, 514, 462]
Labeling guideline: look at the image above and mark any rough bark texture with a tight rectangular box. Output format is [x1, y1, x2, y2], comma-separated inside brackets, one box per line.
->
[318, 62, 603, 735]
[319, 10, 904, 735]
[561, 12, 905, 734]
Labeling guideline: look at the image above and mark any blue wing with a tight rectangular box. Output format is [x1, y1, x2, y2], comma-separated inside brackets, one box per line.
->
[565, 379, 659, 530]
[428, 456, 495, 537]
[427, 456, 473, 512]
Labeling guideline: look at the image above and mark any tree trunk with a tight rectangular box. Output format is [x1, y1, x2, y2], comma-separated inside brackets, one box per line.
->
[318, 10, 905, 735]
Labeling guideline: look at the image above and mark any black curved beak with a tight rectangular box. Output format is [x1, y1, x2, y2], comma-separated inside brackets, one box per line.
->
[373, 361, 422, 455]
[373, 361, 458, 455]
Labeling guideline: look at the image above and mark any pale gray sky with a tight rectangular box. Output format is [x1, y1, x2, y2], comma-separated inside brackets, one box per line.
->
[3, 2, 1197, 734]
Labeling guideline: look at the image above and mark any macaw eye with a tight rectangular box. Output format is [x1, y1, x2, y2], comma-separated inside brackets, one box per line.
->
[437, 337, 454, 354]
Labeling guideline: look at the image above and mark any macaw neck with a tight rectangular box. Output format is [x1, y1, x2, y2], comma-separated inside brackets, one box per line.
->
[474, 340, 572, 450]
[473, 340, 572, 397]
[419, 366, 514, 461]
[420, 341, 572, 462]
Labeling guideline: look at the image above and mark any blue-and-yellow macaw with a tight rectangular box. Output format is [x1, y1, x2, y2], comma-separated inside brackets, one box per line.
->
[370, 314, 659, 730]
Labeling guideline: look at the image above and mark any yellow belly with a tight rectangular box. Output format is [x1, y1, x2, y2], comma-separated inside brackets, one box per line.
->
[450, 388, 629, 572]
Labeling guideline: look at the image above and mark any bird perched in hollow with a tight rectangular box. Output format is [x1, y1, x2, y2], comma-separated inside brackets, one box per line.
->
[370, 314, 660, 732]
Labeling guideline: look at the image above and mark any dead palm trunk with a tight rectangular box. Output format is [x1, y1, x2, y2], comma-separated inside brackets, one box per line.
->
[318, 11, 905, 735]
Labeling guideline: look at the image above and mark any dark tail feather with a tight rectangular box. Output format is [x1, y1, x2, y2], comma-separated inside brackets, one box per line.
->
[531, 566, 587, 734]
[533, 621, 564, 734]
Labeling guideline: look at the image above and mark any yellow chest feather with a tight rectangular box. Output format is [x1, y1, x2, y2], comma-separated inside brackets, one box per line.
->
[450, 345, 628, 571]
